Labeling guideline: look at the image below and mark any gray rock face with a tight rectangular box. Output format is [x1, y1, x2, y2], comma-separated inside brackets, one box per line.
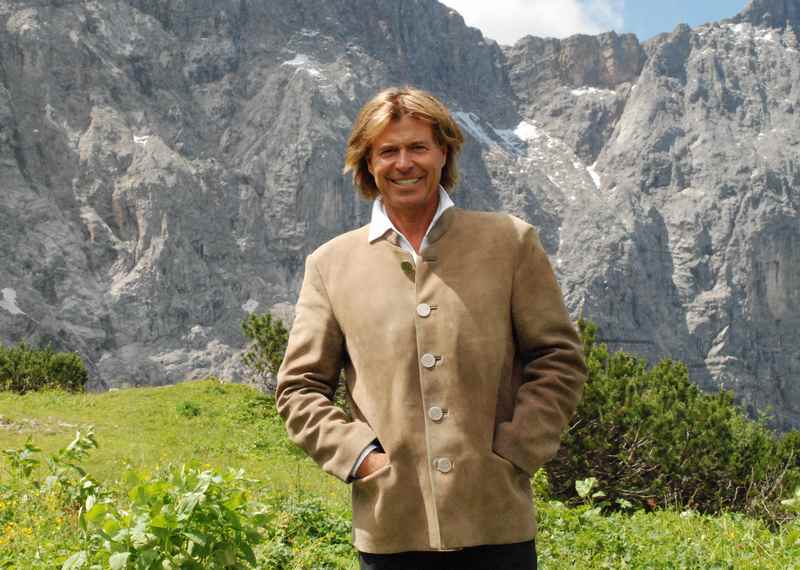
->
[733, 0, 800, 29]
[580, 16, 800, 428]
[506, 32, 645, 163]
[0, 0, 799, 428]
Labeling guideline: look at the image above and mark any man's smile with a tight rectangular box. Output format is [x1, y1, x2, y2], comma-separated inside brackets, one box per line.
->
[390, 176, 423, 186]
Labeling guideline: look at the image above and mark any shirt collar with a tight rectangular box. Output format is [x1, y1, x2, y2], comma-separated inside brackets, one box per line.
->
[368, 186, 454, 244]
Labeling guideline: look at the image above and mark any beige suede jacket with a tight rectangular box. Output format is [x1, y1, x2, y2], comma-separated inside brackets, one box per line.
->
[276, 207, 586, 554]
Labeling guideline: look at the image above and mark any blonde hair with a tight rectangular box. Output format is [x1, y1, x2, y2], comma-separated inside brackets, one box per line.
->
[343, 86, 464, 200]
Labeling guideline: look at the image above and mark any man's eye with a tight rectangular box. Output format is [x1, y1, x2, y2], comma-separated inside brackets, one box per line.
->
[380, 149, 396, 157]
[412, 145, 427, 151]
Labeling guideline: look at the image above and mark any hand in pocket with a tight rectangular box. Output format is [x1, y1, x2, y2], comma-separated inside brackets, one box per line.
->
[355, 451, 389, 479]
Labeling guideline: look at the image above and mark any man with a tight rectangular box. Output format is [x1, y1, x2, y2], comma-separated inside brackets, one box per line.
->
[276, 86, 586, 569]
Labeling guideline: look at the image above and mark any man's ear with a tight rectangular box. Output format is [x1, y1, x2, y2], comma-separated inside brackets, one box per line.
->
[441, 147, 447, 168]
[366, 154, 374, 175]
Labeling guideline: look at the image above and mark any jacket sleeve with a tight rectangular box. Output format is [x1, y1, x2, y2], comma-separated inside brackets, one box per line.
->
[275, 253, 379, 482]
[492, 223, 587, 475]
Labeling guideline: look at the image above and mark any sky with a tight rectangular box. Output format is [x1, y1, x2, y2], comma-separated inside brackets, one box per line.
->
[438, 0, 749, 45]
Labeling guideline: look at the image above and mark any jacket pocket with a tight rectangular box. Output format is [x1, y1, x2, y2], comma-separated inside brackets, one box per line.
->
[490, 449, 530, 478]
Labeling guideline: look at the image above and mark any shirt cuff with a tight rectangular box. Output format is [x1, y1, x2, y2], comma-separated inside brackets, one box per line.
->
[349, 441, 381, 480]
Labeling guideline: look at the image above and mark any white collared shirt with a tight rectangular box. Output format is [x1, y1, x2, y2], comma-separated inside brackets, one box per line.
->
[367, 186, 454, 264]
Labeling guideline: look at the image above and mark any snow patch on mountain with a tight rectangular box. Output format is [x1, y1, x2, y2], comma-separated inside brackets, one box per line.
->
[281, 53, 323, 78]
[571, 87, 615, 97]
[587, 161, 601, 189]
[0, 288, 25, 315]
[513, 121, 544, 142]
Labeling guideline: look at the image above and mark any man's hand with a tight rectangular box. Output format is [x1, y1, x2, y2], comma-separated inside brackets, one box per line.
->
[355, 451, 389, 479]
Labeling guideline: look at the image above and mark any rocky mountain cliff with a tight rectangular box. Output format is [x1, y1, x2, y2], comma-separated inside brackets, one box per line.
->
[1, 0, 798, 428]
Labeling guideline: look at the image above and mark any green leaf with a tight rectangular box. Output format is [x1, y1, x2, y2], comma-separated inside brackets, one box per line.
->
[135, 549, 159, 570]
[225, 490, 246, 510]
[85, 502, 110, 524]
[109, 552, 130, 570]
[244, 527, 263, 544]
[150, 511, 176, 530]
[111, 528, 131, 543]
[240, 541, 257, 566]
[213, 547, 237, 566]
[616, 498, 633, 510]
[575, 477, 598, 499]
[182, 531, 207, 546]
[131, 519, 155, 548]
[61, 551, 88, 570]
[178, 493, 200, 517]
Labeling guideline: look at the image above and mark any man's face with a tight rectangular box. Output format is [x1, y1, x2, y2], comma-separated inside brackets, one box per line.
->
[367, 115, 447, 215]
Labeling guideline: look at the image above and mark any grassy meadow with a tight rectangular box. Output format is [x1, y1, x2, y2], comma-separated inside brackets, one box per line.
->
[0, 380, 798, 569]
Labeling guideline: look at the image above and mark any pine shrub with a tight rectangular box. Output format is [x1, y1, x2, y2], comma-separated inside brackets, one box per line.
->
[548, 320, 800, 520]
[241, 313, 350, 413]
[242, 313, 289, 387]
[0, 343, 87, 394]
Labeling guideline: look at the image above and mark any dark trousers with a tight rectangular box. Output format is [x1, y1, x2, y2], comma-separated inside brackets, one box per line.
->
[359, 540, 537, 570]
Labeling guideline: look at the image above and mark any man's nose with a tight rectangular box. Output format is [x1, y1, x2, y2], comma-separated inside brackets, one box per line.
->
[396, 148, 412, 170]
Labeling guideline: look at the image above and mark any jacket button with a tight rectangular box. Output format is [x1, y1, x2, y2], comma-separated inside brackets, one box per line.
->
[429, 406, 444, 421]
[420, 353, 436, 369]
[416, 303, 432, 317]
[435, 458, 453, 473]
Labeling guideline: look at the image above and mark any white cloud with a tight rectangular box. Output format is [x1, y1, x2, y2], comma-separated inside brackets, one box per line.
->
[440, 0, 624, 45]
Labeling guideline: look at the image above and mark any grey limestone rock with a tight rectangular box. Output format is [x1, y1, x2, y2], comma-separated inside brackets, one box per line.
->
[732, 0, 800, 30]
[0, 0, 799, 428]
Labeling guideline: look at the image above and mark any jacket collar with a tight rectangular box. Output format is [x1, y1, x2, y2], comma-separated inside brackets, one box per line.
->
[367, 186, 454, 246]
[425, 205, 456, 245]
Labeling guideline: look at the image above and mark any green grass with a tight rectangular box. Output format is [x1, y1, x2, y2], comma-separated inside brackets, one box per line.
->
[537, 502, 800, 568]
[0, 381, 348, 506]
[0, 380, 798, 569]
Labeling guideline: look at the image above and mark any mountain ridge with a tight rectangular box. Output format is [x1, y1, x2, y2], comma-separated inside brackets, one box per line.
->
[1, 0, 799, 428]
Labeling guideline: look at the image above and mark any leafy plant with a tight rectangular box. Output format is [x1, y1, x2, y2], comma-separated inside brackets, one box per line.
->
[2, 438, 41, 478]
[69, 465, 267, 569]
[44, 428, 102, 511]
[575, 477, 605, 504]
[2, 428, 100, 512]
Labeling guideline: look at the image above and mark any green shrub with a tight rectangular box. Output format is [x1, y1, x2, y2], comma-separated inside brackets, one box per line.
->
[242, 313, 289, 384]
[548, 320, 800, 520]
[241, 313, 350, 414]
[176, 400, 202, 418]
[68, 465, 267, 570]
[48, 352, 90, 392]
[0, 343, 87, 394]
[260, 494, 353, 570]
